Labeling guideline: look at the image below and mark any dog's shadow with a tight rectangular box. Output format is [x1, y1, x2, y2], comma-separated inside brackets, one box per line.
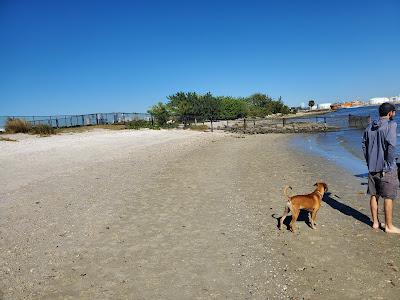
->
[274, 210, 313, 230]
[273, 191, 372, 230]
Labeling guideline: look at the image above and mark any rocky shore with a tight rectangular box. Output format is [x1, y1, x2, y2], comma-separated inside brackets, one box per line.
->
[224, 121, 338, 134]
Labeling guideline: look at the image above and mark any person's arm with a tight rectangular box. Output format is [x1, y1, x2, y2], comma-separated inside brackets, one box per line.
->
[362, 129, 368, 162]
[386, 121, 397, 165]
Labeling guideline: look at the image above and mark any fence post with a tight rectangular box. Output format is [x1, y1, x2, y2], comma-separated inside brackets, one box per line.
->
[56, 118, 59, 128]
[324, 117, 326, 124]
[243, 118, 247, 129]
[211, 119, 213, 132]
[283, 118, 286, 127]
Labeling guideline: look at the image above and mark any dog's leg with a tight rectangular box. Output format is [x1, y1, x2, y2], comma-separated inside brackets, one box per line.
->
[308, 210, 315, 229]
[308, 212, 316, 229]
[290, 208, 299, 233]
[311, 209, 319, 229]
[279, 205, 290, 230]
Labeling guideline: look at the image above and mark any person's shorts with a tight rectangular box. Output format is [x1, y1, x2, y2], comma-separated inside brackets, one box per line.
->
[367, 169, 399, 199]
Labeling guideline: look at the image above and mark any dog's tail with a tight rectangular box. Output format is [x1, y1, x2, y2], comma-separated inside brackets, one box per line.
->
[284, 186, 293, 200]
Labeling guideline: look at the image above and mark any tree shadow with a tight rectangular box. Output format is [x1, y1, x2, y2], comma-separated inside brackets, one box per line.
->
[323, 192, 371, 227]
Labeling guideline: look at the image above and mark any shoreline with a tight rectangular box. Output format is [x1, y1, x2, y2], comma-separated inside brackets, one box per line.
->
[290, 131, 367, 176]
[1, 130, 399, 298]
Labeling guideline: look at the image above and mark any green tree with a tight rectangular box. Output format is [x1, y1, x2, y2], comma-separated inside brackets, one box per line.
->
[218, 96, 248, 119]
[147, 102, 170, 126]
[266, 96, 290, 115]
[201, 92, 221, 131]
[247, 93, 272, 107]
[167, 92, 194, 126]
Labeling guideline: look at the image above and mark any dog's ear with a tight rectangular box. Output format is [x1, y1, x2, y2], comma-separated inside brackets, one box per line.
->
[314, 183, 318, 187]
[322, 183, 328, 192]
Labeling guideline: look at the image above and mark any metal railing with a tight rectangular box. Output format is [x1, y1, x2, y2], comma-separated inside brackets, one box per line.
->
[0, 112, 151, 129]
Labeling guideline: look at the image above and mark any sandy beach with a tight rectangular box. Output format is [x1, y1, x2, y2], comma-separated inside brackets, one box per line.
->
[1, 129, 399, 299]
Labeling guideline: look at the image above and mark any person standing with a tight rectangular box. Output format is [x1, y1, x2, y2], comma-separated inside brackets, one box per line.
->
[362, 102, 400, 234]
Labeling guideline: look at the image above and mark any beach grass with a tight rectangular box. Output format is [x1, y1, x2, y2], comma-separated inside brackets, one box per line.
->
[31, 124, 56, 135]
[0, 137, 18, 142]
[189, 124, 209, 131]
[5, 118, 32, 133]
[56, 124, 127, 133]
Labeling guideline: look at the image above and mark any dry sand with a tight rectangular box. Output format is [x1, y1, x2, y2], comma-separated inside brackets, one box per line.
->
[0, 129, 399, 299]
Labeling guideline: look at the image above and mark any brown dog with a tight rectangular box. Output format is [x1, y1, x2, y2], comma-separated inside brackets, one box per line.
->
[279, 182, 328, 232]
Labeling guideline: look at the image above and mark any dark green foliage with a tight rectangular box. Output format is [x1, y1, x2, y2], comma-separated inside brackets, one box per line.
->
[154, 91, 291, 123]
[308, 100, 315, 109]
[147, 102, 170, 126]
[200, 92, 220, 121]
[218, 96, 248, 119]
[245, 94, 290, 117]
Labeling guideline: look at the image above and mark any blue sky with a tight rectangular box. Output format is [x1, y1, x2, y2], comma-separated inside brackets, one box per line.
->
[0, 0, 399, 115]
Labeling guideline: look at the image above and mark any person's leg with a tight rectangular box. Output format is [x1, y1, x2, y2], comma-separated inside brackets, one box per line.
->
[384, 199, 400, 234]
[370, 195, 379, 228]
[368, 173, 381, 228]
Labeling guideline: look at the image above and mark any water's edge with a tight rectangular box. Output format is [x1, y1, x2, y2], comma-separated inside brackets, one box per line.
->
[290, 131, 368, 177]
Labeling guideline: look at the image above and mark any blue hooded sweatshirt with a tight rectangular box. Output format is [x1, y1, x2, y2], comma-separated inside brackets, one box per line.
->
[362, 118, 397, 173]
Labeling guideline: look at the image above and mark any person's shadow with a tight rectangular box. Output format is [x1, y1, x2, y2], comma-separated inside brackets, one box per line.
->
[322, 192, 371, 227]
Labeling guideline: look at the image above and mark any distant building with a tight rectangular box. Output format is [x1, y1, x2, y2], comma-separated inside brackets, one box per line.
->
[389, 95, 400, 102]
[369, 97, 389, 105]
[317, 103, 332, 110]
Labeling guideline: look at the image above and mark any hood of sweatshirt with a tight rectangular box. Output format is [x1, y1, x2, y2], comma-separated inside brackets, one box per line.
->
[371, 118, 389, 131]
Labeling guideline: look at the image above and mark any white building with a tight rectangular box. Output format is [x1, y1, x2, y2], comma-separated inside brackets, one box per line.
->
[389, 95, 400, 102]
[369, 97, 389, 105]
[317, 103, 332, 110]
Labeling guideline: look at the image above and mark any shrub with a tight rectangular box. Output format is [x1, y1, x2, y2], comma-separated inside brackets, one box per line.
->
[0, 137, 18, 142]
[5, 118, 32, 133]
[125, 120, 160, 130]
[31, 124, 55, 135]
[189, 124, 208, 131]
[161, 122, 178, 129]
[148, 102, 171, 126]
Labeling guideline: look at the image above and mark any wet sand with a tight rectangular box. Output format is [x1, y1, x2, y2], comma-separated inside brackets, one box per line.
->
[0, 130, 399, 299]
